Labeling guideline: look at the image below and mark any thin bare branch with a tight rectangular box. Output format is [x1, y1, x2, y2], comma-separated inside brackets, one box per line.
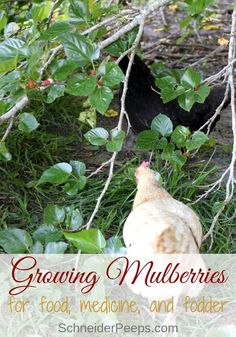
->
[85, 16, 146, 230]
[0, 96, 29, 125]
[201, 5, 236, 250]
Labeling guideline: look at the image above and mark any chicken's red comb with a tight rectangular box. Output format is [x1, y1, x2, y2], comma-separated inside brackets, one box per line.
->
[140, 161, 150, 168]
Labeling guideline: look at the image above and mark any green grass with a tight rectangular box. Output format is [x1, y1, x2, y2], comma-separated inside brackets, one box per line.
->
[0, 96, 235, 253]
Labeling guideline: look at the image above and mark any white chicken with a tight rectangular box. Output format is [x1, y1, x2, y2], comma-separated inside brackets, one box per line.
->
[123, 161, 203, 254]
[123, 161, 205, 336]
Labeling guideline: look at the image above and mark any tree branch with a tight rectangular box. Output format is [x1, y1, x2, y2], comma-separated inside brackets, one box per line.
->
[199, 5, 236, 251]
[85, 16, 146, 230]
[0, 96, 29, 125]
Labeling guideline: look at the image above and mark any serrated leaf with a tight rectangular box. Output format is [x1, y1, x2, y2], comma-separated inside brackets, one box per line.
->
[151, 114, 173, 137]
[70, 160, 86, 176]
[84, 127, 109, 146]
[65, 206, 83, 231]
[32, 224, 63, 245]
[45, 242, 68, 254]
[181, 68, 201, 89]
[136, 130, 160, 150]
[194, 85, 210, 103]
[186, 131, 209, 151]
[31, 1, 52, 23]
[104, 236, 127, 254]
[0, 55, 18, 74]
[18, 113, 39, 133]
[31, 241, 44, 254]
[63, 177, 87, 196]
[178, 91, 196, 111]
[0, 229, 32, 253]
[0, 141, 12, 161]
[50, 59, 78, 81]
[89, 86, 113, 114]
[70, 0, 90, 22]
[106, 130, 125, 152]
[44, 204, 65, 224]
[66, 74, 96, 96]
[43, 84, 65, 103]
[99, 62, 124, 87]
[38, 162, 72, 185]
[64, 228, 106, 253]
[171, 125, 191, 148]
[61, 32, 100, 66]
[41, 22, 71, 39]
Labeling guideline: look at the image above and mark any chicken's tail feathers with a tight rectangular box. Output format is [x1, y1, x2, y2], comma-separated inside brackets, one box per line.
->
[118, 55, 155, 87]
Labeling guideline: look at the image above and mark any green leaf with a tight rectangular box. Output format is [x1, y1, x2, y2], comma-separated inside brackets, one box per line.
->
[179, 16, 192, 29]
[155, 76, 178, 103]
[38, 162, 72, 185]
[84, 127, 109, 146]
[41, 22, 71, 39]
[151, 114, 173, 137]
[89, 86, 113, 114]
[50, 60, 78, 81]
[31, 1, 52, 23]
[0, 100, 9, 115]
[44, 204, 65, 224]
[178, 91, 196, 111]
[18, 113, 39, 133]
[106, 130, 125, 152]
[186, 131, 209, 151]
[65, 206, 83, 231]
[4, 22, 20, 38]
[104, 236, 127, 254]
[0, 12, 7, 32]
[70, 160, 86, 176]
[194, 85, 210, 103]
[0, 142, 12, 161]
[189, 0, 212, 15]
[181, 68, 201, 89]
[0, 54, 18, 74]
[32, 224, 63, 245]
[171, 125, 191, 148]
[61, 33, 100, 66]
[31, 241, 44, 254]
[70, 0, 90, 22]
[43, 84, 65, 103]
[66, 74, 96, 96]
[0, 229, 32, 253]
[0, 70, 20, 91]
[170, 150, 187, 168]
[64, 229, 106, 253]
[0, 38, 26, 59]
[136, 130, 160, 150]
[45, 242, 68, 254]
[63, 177, 87, 196]
[99, 62, 124, 87]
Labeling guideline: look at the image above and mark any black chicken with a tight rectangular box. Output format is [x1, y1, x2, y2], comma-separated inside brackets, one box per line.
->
[119, 55, 230, 133]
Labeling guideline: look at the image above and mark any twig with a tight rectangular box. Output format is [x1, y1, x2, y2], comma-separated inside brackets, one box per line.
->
[88, 158, 113, 178]
[201, 5, 236, 251]
[190, 45, 226, 67]
[0, 96, 29, 124]
[46, 0, 60, 28]
[1, 118, 14, 142]
[85, 16, 146, 230]
[99, 0, 171, 50]
[41, 9, 137, 74]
